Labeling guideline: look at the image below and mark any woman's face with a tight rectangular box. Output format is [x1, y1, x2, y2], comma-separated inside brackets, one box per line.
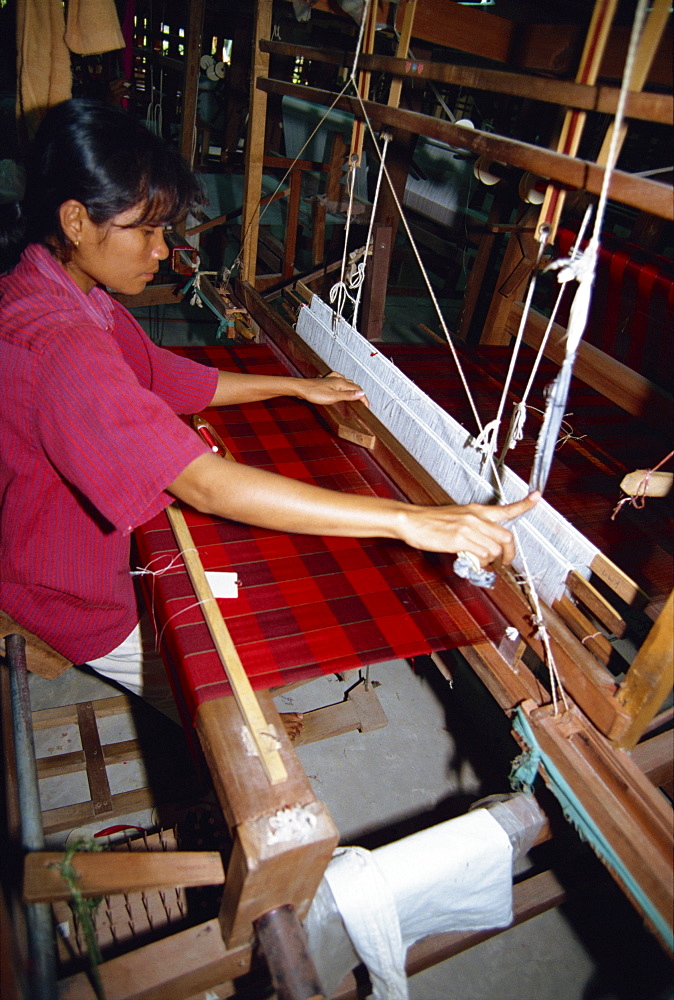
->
[62, 202, 171, 296]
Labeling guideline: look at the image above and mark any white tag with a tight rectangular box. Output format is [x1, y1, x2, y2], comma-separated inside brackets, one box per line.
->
[205, 571, 239, 599]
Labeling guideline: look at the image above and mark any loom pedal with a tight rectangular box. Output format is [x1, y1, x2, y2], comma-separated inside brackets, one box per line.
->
[292, 678, 387, 747]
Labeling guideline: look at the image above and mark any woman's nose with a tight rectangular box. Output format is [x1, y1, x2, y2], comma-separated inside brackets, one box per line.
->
[153, 230, 170, 259]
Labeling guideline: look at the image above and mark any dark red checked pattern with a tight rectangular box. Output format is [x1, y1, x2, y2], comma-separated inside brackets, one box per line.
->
[134, 343, 506, 723]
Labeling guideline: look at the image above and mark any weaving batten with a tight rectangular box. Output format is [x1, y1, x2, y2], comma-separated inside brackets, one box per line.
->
[296, 293, 599, 609]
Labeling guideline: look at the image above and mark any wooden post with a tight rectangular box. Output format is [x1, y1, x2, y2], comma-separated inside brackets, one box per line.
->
[349, 0, 379, 165]
[241, 0, 273, 285]
[535, 0, 618, 242]
[616, 590, 674, 751]
[360, 223, 392, 341]
[283, 168, 302, 280]
[179, 0, 206, 170]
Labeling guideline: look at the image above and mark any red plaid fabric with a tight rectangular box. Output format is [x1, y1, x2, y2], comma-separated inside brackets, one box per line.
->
[134, 344, 505, 722]
[378, 343, 673, 601]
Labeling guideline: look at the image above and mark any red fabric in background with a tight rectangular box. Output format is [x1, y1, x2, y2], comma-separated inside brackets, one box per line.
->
[134, 343, 506, 723]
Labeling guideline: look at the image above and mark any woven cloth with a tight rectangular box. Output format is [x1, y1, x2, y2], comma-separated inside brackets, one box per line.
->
[134, 344, 505, 721]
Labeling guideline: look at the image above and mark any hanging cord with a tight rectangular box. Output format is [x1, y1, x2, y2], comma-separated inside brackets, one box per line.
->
[352, 132, 391, 327]
[329, 152, 361, 323]
[472, 228, 549, 472]
[500, 206, 594, 459]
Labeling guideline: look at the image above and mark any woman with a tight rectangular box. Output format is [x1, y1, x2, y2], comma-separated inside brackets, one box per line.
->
[0, 99, 537, 725]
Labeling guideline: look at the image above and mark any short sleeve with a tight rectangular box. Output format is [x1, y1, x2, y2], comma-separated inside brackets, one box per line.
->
[109, 299, 219, 412]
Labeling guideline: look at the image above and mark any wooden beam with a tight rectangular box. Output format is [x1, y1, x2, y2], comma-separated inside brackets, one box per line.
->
[241, 0, 273, 284]
[536, 0, 618, 243]
[507, 303, 674, 429]
[260, 41, 673, 126]
[257, 79, 674, 222]
[23, 851, 225, 904]
[59, 919, 252, 1000]
[178, 0, 205, 170]
[521, 701, 673, 948]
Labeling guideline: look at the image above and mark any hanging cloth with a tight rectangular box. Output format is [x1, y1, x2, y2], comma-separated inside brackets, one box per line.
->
[16, 0, 125, 138]
[16, 0, 72, 137]
[64, 0, 125, 56]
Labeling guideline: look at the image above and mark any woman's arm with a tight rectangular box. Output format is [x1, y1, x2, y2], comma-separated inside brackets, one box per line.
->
[168, 451, 539, 567]
[209, 370, 367, 408]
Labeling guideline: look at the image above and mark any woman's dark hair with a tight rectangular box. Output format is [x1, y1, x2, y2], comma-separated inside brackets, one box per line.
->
[1, 98, 203, 271]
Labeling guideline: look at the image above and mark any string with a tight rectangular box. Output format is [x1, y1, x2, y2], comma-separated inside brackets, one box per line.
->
[500, 206, 594, 459]
[611, 448, 674, 520]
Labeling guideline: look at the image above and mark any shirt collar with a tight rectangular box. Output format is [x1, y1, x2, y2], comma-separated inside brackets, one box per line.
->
[23, 244, 116, 332]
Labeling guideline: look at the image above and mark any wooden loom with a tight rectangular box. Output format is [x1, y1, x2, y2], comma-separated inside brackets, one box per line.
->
[195, 0, 674, 968]
[7, 2, 673, 998]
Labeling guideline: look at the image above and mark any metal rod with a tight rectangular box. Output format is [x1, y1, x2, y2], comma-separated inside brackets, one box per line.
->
[7, 634, 58, 1000]
[255, 904, 324, 1000]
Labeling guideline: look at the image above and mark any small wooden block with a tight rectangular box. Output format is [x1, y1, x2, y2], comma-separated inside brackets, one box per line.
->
[294, 680, 387, 747]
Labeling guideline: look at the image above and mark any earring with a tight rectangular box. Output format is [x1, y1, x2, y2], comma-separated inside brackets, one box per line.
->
[73, 239, 80, 248]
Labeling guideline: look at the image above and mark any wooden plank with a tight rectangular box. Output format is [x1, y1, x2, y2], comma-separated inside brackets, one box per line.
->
[595, 0, 672, 169]
[616, 591, 674, 750]
[58, 919, 252, 1000]
[41, 786, 158, 836]
[360, 223, 392, 342]
[257, 79, 674, 222]
[631, 729, 674, 794]
[260, 40, 673, 126]
[349, 0, 378, 165]
[522, 701, 673, 947]
[293, 679, 387, 747]
[113, 284, 186, 309]
[387, 0, 416, 109]
[165, 504, 287, 785]
[553, 596, 614, 667]
[282, 168, 302, 280]
[31, 694, 133, 730]
[23, 851, 225, 904]
[77, 700, 113, 816]
[509, 303, 674, 429]
[565, 571, 628, 639]
[195, 692, 338, 949]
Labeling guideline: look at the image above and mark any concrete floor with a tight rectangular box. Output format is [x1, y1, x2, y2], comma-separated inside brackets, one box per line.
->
[24, 653, 672, 1000]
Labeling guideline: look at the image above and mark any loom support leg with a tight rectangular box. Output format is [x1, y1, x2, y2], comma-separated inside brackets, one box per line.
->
[7, 634, 58, 1000]
[255, 904, 324, 1000]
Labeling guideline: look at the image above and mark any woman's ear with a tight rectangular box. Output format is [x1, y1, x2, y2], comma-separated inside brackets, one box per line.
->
[58, 199, 89, 247]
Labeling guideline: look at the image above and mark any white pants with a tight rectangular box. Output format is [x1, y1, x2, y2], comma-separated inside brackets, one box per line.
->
[86, 615, 181, 726]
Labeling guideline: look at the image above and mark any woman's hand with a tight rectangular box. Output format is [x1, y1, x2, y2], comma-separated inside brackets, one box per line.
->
[296, 371, 368, 407]
[395, 494, 541, 567]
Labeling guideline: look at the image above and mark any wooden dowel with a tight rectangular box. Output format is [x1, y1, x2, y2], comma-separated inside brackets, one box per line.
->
[165, 504, 287, 785]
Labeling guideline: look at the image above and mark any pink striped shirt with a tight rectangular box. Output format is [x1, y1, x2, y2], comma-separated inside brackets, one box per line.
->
[0, 244, 217, 661]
